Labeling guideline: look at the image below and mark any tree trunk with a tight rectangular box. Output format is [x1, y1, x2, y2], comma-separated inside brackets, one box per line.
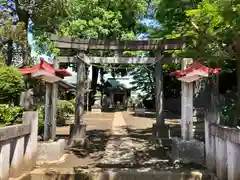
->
[6, 40, 13, 66]
[100, 68, 105, 105]
[15, 1, 29, 66]
[89, 65, 99, 108]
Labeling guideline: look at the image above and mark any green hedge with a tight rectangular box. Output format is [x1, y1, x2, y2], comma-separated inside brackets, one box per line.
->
[0, 66, 24, 103]
[57, 100, 74, 126]
[0, 104, 23, 125]
[35, 100, 75, 135]
[37, 105, 45, 135]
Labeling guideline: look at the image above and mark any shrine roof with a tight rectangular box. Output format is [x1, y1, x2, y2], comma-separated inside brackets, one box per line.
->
[20, 58, 72, 77]
[106, 78, 133, 89]
[58, 80, 76, 90]
[170, 61, 221, 78]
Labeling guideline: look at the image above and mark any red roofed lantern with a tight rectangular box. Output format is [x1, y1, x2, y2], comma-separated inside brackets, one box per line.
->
[170, 61, 221, 83]
[19, 58, 72, 83]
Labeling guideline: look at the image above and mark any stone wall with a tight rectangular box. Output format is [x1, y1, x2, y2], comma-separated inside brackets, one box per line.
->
[0, 111, 38, 180]
[205, 123, 240, 180]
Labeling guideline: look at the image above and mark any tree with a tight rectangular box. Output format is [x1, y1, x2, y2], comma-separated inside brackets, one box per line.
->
[33, 0, 149, 106]
[130, 63, 181, 101]
[0, 6, 27, 65]
[153, 0, 240, 126]
[130, 65, 155, 100]
[0, 0, 69, 65]
[0, 65, 24, 103]
[186, 0, 240, 126]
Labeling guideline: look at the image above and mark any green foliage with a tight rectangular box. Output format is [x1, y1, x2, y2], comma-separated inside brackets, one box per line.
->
[0, 104, 23, 125]
[220, 91, 240, 127]
[56, 100, 75, 126]
[32, 0, 148, 56]
[70, 98, 76, 106]
[0, 55, 4, 66]
[0, 4, 27, 64]
[153, 0, 240, 63]
[130, 66, 155, 100]
[162, 64, 181, 98]
[185, 0, 240, 62]
[58, 0, 147, 38]
[37, 105, 44, 135]
[36, 100, 75, 134]
[153, 0, 240, 127]
[0, 65, 24, 103]
[130, 63, 181, 100]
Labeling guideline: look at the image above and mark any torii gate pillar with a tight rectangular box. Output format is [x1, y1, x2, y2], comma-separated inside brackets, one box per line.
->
[68, 54, 88, 147]
[154, 51, 168, 138]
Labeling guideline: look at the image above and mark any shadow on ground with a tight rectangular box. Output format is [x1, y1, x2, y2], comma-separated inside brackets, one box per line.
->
[130, 110, 181, 119]
[122, 127, 205, 171]
[69, 129, 111, 159]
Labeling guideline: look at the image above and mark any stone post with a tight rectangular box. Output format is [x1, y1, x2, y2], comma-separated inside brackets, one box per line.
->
[22, 111, 38, 170]
[205, 75, 219, 171]
[0, 140, 10, 180]
[181, 58, 194, 140]
[9, 136, 24, 177]
[44, 83, 52, 141]
[50, 58, 58, 140]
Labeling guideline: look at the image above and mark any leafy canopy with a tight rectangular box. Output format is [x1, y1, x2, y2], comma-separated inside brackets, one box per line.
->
[33, 0, 148, 56]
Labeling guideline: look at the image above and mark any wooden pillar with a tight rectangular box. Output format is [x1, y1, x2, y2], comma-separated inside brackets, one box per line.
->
[44, 83, 52, 141]
[181, 58, 194, 140]
[154, 51, 168, 138]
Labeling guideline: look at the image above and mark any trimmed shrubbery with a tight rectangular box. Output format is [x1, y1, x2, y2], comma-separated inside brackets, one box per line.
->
[56, 100, 75, 126]
[0, 104, 23, 125]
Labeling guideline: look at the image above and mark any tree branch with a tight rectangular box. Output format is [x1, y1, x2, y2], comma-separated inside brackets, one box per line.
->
[190, 20, 238, 60]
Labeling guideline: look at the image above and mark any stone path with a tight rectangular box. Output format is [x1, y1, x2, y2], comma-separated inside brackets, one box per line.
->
[30, 112, 210, 179]
[98, 112, 135, 167]
[97, 112, 179, 171]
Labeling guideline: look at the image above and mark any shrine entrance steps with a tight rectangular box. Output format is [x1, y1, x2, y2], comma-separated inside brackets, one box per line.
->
[21, 112, 216, 180]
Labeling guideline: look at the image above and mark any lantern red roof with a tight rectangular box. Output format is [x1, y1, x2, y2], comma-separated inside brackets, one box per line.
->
[170, 61, 221, 78]
[19, 58, 72, 77]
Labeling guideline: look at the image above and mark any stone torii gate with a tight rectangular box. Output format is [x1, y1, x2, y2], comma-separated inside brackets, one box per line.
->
[50, 34, 186, 144]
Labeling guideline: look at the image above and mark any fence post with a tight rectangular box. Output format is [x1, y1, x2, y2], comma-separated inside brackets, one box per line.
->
[23, 111, 38, 170]
[215, 136, 227, 179]
[0, 140, 10, 180]
[205, 121, 216, 172]
[227, 141, 240, 179]
[9, 136, 25, 178]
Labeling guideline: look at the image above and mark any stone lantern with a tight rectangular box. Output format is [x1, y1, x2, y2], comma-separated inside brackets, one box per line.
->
[170, 60, 221, 165]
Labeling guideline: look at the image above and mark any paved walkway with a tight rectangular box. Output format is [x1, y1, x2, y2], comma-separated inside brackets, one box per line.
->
[30, 112, 208, 179]
[56, 112, 114, 135]
[98, 112, 171, 170]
